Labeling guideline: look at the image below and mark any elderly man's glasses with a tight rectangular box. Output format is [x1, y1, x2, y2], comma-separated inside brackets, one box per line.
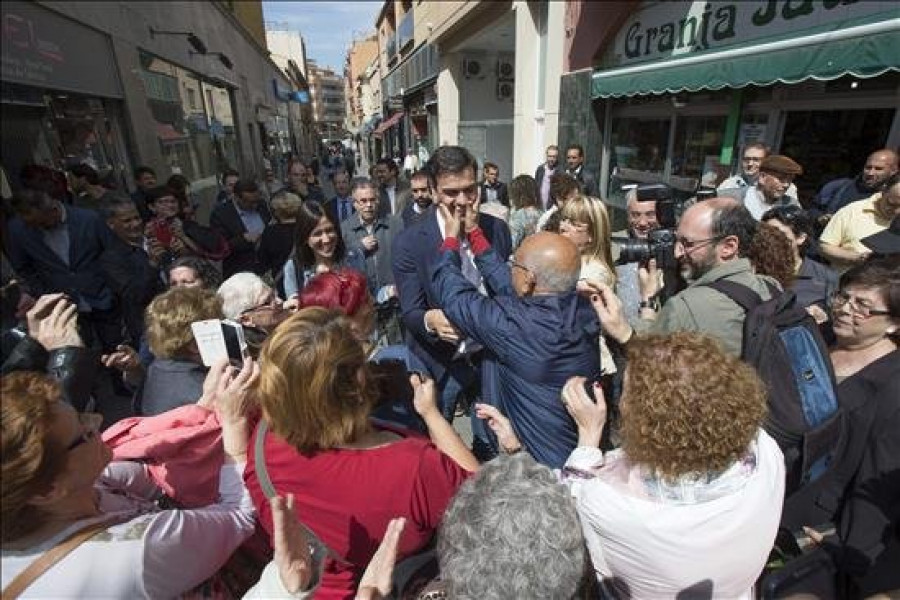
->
[507, 259, 532, 274]
[67, 412, 102, 451]
[832, 291, 890, 318]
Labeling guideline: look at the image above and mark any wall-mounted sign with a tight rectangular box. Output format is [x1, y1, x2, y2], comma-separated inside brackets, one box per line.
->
[606, 0, 896, 68]
[1, 1, 122, 97]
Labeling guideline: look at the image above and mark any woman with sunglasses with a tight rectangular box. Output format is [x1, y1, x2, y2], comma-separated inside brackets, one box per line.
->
[807, 256, 900, 596]
[0, 360, 258, 598]
[761, 206, 838, 323]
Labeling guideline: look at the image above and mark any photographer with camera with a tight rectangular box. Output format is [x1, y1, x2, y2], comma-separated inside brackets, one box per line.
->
[611, 186, 671, 326]
[590, 197, 774, 358]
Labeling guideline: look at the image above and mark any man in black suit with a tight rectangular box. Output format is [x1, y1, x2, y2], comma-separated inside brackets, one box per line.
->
[210, 178, 271, 279]
[479, 161, 509, 207]
[98, 195, 165, 347]
[565, 143, 598, 197]
[324, 170, 356, 224]
[130, 165, 158, 222]
[7, 188, 122, 351]
[374, 157, 409, 218]
[392, 146, 512, 460]
[534, 145, 559, 210]
[399, 170, 433, 228]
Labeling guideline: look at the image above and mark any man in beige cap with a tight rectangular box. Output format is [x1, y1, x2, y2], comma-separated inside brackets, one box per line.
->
[742, 155, 803, 220]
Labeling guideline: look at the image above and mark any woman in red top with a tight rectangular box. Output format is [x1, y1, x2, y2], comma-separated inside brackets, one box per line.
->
[244, 300, 478, 599]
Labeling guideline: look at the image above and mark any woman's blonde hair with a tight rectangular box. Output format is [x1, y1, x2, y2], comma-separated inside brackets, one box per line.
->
[619, 333, 767, 480]
[146, 286, 223, 359]
[560, 196, 616, 284]
[270, 191, 303, 222]
[256, 307, 374, 452]
[1, 373, 66, 542]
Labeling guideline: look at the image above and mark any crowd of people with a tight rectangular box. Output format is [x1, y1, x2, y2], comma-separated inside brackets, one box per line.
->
[1, 139, 898, 599]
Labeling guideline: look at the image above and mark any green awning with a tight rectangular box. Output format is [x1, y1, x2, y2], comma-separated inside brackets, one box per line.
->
[592, 20, 900, 99]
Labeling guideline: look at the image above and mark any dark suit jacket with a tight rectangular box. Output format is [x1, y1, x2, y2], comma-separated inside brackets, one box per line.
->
[100, 236, 164, 346]
[400, 202, 430, 228]
[479, 181, 509, 207]
[534, 164, 558, 191]
[209, 201, 271, 278]
[324, 195, 356, 225]
[7, 205, 115, 310]
[391, 206, 511, 382]
[378, 180, 410, 219]
[430, 245, 600, 468]
[569, 166, 598, 197]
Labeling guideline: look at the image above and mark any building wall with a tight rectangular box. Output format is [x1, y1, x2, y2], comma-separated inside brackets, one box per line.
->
[266, 29, 309, 79]
[224, 0, 268, 51]
[36, 1, 293, 198]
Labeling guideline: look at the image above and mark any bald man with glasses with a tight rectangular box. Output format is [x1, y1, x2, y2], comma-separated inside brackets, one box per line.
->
[585, 198, 778, 358]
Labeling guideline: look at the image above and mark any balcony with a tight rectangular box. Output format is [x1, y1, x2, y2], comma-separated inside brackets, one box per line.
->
[397, 11, 413, 53]
[386, 34, 397, 62]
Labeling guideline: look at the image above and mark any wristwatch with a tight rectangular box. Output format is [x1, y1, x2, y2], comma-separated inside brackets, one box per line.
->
[639, 296, 660, 311]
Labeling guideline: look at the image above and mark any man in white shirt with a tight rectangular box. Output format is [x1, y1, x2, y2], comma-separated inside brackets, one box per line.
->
[742, 155, 802, 220]
[719, 142, 798, 204]
[402, 147, 419, 179]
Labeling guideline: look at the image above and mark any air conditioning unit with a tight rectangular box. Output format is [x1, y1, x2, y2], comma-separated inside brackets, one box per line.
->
[496, 58, 514, 81]
[496, 80, 514, 101]
[463, 58, 484, 79]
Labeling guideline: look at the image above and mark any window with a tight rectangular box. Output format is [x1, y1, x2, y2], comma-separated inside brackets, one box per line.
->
[187, 88, 197, 110]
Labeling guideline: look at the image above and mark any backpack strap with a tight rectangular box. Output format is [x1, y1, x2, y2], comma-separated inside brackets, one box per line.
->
[700, 279, 765, 312]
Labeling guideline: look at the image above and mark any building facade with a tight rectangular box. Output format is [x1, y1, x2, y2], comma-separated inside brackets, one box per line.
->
[307, 61, 348, 142]
[370, 0, 567, 181]
[1, 0, 303, 213]
[560, 0, 900, 213]
[265, 24, 317, 162]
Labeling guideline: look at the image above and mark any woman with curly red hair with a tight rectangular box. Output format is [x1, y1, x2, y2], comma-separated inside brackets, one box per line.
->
[560, 332, 785, 598]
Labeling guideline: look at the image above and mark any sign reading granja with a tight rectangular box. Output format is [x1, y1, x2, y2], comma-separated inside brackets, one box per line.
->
[610, 0, 895, 66]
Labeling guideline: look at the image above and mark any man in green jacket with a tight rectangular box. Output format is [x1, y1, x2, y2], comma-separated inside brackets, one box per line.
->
[589, 197, 776, 357]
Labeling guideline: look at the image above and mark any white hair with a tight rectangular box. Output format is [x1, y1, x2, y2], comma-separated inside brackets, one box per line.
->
[217, 272, 272, 319]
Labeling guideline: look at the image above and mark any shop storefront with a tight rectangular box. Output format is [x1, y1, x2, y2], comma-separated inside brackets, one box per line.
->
[592, 0, 900, 208]
[404, 82, 438, 163]
[1, 1, 130, 190]
[137, 51, 240, 195]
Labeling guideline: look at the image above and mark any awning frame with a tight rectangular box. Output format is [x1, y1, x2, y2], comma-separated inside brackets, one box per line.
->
[592, 18, 900, 99]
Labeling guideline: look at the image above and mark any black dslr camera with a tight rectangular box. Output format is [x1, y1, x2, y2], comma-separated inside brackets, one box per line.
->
[613, 184, 678, 270]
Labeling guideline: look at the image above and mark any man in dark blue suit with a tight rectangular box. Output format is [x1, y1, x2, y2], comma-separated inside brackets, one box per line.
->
[392, 146, 511, 459]
[7, 188, 122, 351]
[399, 170, 433, 228]
[430, 207, 600, 468]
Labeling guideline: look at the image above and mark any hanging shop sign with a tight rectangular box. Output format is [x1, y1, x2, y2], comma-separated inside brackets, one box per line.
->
[1, 1, 122, 98]
[608, 0, 895, 68]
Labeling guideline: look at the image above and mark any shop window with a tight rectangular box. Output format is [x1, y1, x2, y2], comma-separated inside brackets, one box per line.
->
[608, 116, 670, 203]
[671, 114, 728, 191]
[781, 108, 895, 204]
[139, 51, 238, 186]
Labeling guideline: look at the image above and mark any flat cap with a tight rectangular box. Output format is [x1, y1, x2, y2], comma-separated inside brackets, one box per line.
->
[760, 155, 803, 176]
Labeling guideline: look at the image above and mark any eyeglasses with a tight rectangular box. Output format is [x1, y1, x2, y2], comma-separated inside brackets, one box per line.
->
[675, 235, 723, 251]
[832, 291, 891, 318]
[355, 197, 379, 205]
[67, 412, 102, 452]
[508, 259, 532, 274]
[240, 296, 282, 318]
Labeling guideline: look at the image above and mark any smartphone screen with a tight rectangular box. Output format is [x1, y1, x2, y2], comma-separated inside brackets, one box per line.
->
[221, 321, 246, 365]
[191, 319, 247, 367]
